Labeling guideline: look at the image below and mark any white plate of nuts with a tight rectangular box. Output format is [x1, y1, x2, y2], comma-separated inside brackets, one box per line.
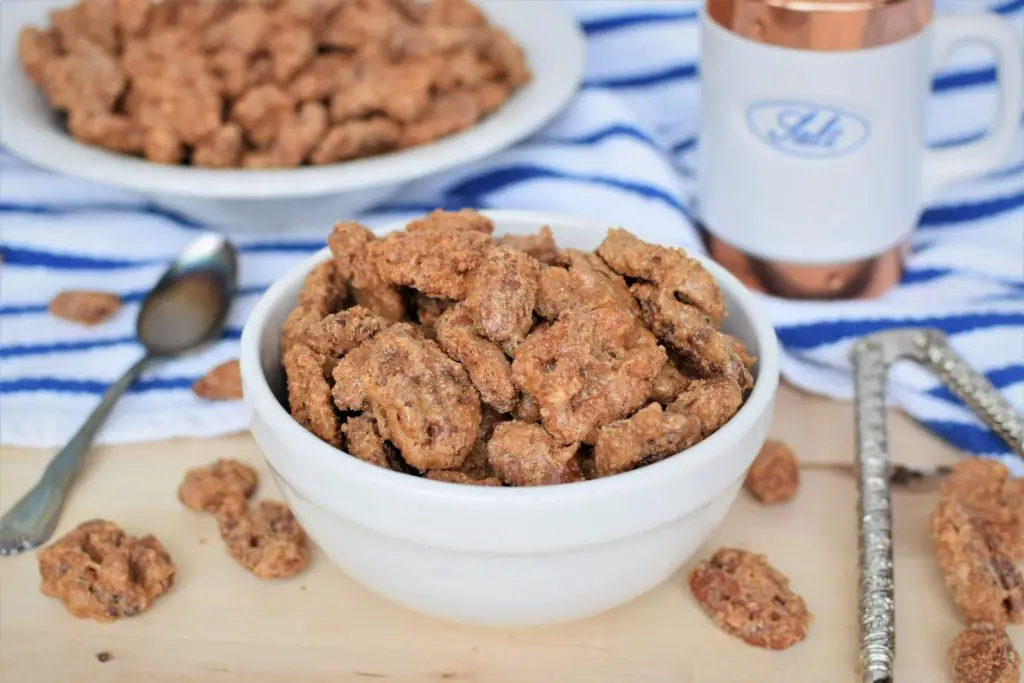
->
[0, 0, 586, 231]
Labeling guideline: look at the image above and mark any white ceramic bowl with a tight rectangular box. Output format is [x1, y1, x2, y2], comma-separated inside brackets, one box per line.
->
[239, 211, 780, 627]
[0, 1, 585, 233]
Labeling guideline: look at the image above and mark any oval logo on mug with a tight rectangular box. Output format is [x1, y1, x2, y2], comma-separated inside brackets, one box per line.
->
[745, 101, 871, 159]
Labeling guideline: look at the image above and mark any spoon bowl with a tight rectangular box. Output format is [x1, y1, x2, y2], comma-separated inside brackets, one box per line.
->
[138, 235, 238, 357]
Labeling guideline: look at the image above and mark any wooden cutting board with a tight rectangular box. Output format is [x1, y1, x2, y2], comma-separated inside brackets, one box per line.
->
[1, 384, 1019, 683]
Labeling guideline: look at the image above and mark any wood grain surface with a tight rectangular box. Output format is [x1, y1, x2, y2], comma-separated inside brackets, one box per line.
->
[1, 383, 1018, 683]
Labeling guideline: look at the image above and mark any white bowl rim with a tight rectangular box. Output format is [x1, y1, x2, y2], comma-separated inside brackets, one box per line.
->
[240, 210, 780, 505]
[0, 0, 585, 200]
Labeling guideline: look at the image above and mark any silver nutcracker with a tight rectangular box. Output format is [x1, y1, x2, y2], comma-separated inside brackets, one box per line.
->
[849, 327, 1024, 683]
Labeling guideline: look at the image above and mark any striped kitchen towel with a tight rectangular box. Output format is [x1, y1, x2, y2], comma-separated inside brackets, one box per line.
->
[1, 0, 1022, 473]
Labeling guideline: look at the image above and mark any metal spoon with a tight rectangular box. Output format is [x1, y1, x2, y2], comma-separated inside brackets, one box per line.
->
[0, 234, 237, 556]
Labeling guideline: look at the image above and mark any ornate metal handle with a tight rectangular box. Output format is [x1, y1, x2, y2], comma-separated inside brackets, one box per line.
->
[909, 329, 1024, 457]
[850, 338, 896, 683]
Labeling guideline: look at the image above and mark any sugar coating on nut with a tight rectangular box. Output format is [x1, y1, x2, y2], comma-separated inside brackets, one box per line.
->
[594, 403, 701, 476]
[744, 439, 800, 505]
[192, 360, 243, 401]
[688, 547, 812, 650]
[278, 218, 756, 487]
[930, 496, 1024, 629]
[939, 459, 1024, 560]
[218, 501, 310, 580]
[49, 290, 122, 325]
[949, 623, 1021, 683]
[178, 458, 258, 513]
[511, 307, 666, 444]
[19, 0, 530, 168]
[487, 421, 582, 486]
[332, 324, 481, 471]
[435, 303, 517, 413]
[37, 520, 175, 622]
[341, 414, 391, 469]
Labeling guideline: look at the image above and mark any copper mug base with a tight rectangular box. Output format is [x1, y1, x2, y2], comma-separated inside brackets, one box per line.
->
[700, 229, 906, 300]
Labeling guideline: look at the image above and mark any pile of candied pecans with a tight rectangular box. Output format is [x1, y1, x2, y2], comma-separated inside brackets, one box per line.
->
[279, 209, 757, 487]
[17, 0, 530, 168]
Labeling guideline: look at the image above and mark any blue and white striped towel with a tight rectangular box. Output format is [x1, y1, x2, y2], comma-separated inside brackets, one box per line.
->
[1, 0, 1022, 473]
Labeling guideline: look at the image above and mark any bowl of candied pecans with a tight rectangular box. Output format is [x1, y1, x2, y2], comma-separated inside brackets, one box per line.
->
[238, 209, 780, 626]
[0, 0, 584, 231]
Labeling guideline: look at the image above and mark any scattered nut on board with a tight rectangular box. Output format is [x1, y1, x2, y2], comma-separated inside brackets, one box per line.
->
[743, 439, 799, 504]
[192, 360, 243, 401]
[687, 547, 812, 650]
[37, 520, 175, 622]
[178, 458, 258, 514]
[48, 290, 122, 325]
[178, 459, 310, 580]
[930, 462, 1024, 629]
[948, 623, 1021, 683]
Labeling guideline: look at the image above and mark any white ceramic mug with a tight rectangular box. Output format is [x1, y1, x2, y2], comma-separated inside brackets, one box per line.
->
[697, 0, 1023, 299]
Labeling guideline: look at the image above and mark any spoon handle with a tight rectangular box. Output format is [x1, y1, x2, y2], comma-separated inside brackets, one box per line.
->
[0, 355, 152, 556]
[850, 338, 896, 683]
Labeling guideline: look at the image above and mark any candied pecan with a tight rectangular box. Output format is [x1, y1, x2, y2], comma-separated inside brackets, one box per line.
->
[668, 377, 744, 438]
[688, 548, 812, 650]
[17, 27, 61, 86]
[48, 290, 122, 325]
[949, 623, 1021, 683]
[208, 49, 249, 98]
[435, 47, 496, 92]
[37, 520, 175, 622]
[192, 123, 244, 168]
[597, 228, 725, 324]
[288, 54, 360, 101]
[465, 247, 539, 354]
[511, 307, 666, 444]
[341, 414, 391, 469]
[649, 360, 692, 405]
[204, 5, 271, 57]
[940, 459, 1024, 560]
[231, 84, 294, 148]
[368, 225, 492, 300]
[497, 225, 557, 264]
[406, 209, 494, 234]
[515, 391, 541, 423]
[488, 421, 582, 487]
[120, 28, 203, 80]
[474, 80, 514, 115]
[321, 0, 414, 51]
[280, 259, 348, 354]
[283, 343, 341, 448]
[192, 359, 243, 401]
[142, 126, 184, 164]
[50, 0, 118, 54]
[331, 324, 482, 471]
[302, 305, 391, 358]
[68, 110, 143, 153]
[435, 303, 516, 413]
[399, 90, 481, 149]
[594, 403, 701, 476]
[178, 458, 258, 513]
[40, 42, 126, 116]
[931, 496, 1024, 628]
[243, 101, 328, 168]
[423, 0, 488, 27]
[744, 440, 800, 505]
[535, 251, 639, 321]
[424, 470, 502, 486]
[630, 282, 739, 379]
[309, 118, 401, 164]
[327, 222, 406, 322]
[218, 501, 309, 580]
[114, 0, 151, 37]
[277, 0, 346, 26]
[265, 18, 316, 83]
[477, 27, 530, 87]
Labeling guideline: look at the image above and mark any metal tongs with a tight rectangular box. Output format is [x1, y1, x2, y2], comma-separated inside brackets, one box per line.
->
[850, 328, 1024, 683]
